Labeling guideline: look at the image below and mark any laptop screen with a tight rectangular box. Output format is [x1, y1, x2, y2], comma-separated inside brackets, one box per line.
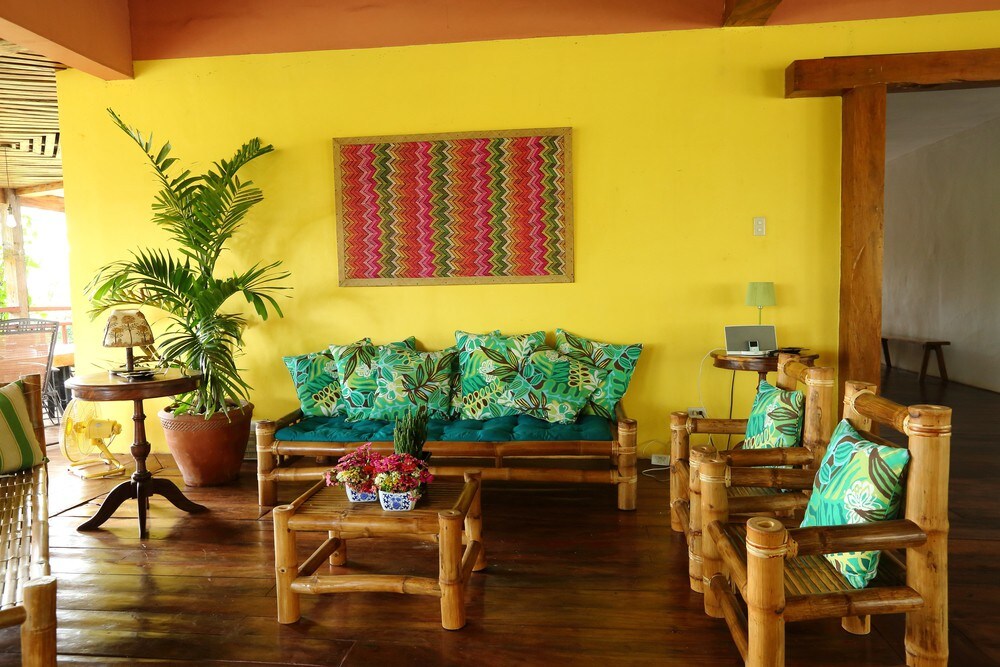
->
[725, 325, 777, 355]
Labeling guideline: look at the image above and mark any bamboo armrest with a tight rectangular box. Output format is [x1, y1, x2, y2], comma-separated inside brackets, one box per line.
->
[615, 402, 628, 422]
[788, 520, 926, 557]
[688, 418, 749, 435]
[728, 467, 816, 490]
[723, 447, 813, 467]
[0, 606, 27, 629]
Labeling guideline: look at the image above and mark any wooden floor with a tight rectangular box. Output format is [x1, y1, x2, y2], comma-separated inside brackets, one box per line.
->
[0, 367, 996, 665]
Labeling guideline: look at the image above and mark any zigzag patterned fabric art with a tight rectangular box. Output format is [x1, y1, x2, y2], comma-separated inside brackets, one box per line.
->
[335, 129, 572, 285]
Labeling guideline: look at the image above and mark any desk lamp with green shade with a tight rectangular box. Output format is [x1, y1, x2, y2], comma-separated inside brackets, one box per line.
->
[746, 281, 776, 324]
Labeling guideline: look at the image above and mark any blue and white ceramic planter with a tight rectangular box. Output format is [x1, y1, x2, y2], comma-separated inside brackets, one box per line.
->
[378, 489, 419, 511]
[345, 485, 377, 503]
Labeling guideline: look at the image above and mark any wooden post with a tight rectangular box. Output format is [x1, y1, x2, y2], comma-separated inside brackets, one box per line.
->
[801, 365, 836, 468]
[1, 189, 29, 318]
[257, 421, 277, 506]
[903, 403, 951, 666]
[700, 455, 729, 618]
[438, 509, 466, 630]
[616, 418, 637, 511]
[21, 576, 56, 667]
[688, 444, 714, 593]
[746, 517, 786, 667]
[669, 411, 689, 532]
[273, 505, 300, 624]
[463, 470, 487, 571]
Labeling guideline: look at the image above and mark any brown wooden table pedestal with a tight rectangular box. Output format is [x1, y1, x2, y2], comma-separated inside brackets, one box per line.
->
[66, 369, 208, 538]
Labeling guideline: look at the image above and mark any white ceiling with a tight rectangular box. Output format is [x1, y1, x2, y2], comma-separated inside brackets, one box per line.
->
[886, 86, 1000, 162]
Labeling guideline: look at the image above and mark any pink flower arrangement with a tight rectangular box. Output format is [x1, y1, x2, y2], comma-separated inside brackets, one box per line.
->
[325, 443, 382, 494]
[372, 453, 434, 494]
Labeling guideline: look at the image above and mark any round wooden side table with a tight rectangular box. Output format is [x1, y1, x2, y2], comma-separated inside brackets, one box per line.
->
[711, 351, 819, 385]
[65, 369, 208, 538]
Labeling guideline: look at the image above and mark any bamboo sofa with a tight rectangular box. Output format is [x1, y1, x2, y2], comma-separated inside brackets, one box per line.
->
[257, 407, 637, 510]
[700, 380, 951, 667]
[0, 375, 57, 667]
[669, 354, 836, 592]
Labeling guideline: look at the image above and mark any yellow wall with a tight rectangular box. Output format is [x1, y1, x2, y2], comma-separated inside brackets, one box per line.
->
[57, 12, 1000, 454]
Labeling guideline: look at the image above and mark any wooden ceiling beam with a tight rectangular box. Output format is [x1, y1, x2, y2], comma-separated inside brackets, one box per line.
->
[14, 180, 61, 196]
[17, 194, 63, 213]
[723, 0, 783, 27]
[786, 47, 1000, 98]
[0, 0, 132, 80]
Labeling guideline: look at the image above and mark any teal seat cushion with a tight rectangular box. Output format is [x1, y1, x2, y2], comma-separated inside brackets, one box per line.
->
[276, 414, 615, 443]
[800, 419, 911, 589]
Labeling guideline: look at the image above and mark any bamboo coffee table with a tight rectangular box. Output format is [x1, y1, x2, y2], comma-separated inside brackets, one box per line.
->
[273, 470, 486, 630]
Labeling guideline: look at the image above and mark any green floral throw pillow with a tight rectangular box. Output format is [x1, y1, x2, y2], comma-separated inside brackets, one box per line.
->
[370, 347, 457, 421]
[283, 350, 347, 417]
[497, 348, 607, 424]
[800, 419, 911, 588]
[445, 331, 500, 419]
[331, 337, 416, 420]
[743, 380, 805, 449]
[456, 330, 546, 420]
[554, 329, 642, 419]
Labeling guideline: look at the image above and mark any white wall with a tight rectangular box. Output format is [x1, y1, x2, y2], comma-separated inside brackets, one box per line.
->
[883, 115, 1000, 392]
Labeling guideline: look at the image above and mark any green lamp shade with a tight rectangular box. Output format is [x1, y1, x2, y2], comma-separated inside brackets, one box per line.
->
[746, 282, 776, 308]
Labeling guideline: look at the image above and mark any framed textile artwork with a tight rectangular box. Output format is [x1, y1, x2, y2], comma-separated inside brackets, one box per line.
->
[333, 128, 573, 286]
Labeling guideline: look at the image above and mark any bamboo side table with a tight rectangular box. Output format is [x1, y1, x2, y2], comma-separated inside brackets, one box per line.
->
[273, 470, 487, 630]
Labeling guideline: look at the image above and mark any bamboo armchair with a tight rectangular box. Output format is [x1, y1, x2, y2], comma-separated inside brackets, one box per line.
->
[699, 380, 950, 667]
[669, 354, 836, 592]
[0, 375, 57, 667]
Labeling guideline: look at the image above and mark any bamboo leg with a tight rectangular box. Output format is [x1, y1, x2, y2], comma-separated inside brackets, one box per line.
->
[439, 509, 465, 630]
[616, 419, 637, 511]
[842, 615, 871, 635]
[903, 404, 951, 666]
[20, 576, 56, 667]
[257, 421, 277, 507]
[273, 505, 300, 624]
[746, 517, 786, 667]
[670, 411, 689, 532]
[329, 531, 346, 566]
[688, 445, 713, 594]
[463, 471, 487, 571]
[701, 456, 729, 618]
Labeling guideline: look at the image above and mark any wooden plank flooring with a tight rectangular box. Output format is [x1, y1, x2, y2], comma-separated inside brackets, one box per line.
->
[0, 367, 995, 665]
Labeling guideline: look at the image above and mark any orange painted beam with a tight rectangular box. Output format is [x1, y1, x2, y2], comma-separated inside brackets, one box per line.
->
[0, 0, 132, 80]
[723, 0, 783, 27]
[770, 0, 1000, 25]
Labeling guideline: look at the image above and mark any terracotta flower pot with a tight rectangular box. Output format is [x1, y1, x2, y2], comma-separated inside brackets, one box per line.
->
[158, 402, 253, 487]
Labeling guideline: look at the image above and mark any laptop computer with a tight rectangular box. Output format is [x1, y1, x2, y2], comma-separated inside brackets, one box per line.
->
[725, 325, 778, 356]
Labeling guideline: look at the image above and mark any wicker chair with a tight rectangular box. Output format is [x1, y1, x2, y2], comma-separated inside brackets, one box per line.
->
[699, 380, 950, 667]
[669, 353, 836, 593]
[0, 374, 57, 667]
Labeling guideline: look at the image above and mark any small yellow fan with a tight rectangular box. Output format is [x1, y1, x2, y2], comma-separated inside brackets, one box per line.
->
[59, 399, 126, 479]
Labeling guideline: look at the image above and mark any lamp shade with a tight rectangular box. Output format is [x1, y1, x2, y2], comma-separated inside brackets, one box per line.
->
[103, 309, 154, 348]
[745, 282, 776, 308]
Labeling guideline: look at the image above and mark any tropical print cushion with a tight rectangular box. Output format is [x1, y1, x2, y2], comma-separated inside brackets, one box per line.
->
[554, 329, 642, 419]
[330, 337, 416, 420]
[283, 340, 372, 417]
[800, 419, 911, 588]
[446, 331, 500, 419]
[743, 380, 805, 449]
[456, 330, 546, 420]
[497, 348, 607, 424]
[370, 346, 457, 421]
[0, 381, 45, 473]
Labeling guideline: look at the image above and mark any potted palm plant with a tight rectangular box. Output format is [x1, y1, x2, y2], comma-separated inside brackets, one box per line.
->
[87, 110, 290, 486]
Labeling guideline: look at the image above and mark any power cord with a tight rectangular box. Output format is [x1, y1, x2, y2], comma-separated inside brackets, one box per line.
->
[696, 348, 725, 447]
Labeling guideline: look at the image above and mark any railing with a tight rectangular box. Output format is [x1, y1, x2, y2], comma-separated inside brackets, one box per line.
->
[0, 306, 73, 343]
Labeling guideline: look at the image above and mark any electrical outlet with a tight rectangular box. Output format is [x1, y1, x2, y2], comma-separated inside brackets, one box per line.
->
[651, 454, 670, 466]
[753, 216, 766, 236]
[687, 407, 707, 419]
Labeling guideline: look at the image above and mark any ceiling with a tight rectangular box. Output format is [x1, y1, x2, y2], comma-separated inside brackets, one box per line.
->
[887, 87, 1000, 161]
[0, 40, 61, 192]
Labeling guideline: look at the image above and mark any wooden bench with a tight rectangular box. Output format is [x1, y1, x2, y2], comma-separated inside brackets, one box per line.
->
[881, 335, 950, 382]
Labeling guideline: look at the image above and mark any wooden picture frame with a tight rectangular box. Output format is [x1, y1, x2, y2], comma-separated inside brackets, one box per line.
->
[333, 127, 573, 286]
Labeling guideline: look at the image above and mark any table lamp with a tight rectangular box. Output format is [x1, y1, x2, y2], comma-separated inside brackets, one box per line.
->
[746, 282, 776, 324]
[103, 309, 155, 377]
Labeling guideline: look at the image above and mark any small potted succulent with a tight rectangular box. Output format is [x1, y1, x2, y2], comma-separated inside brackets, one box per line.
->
[373, 453, 433, 512]
[324, 443, 382, 502]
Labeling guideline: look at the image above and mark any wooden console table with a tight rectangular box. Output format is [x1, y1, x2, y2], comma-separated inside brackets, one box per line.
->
[65, 369, 208, 538]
